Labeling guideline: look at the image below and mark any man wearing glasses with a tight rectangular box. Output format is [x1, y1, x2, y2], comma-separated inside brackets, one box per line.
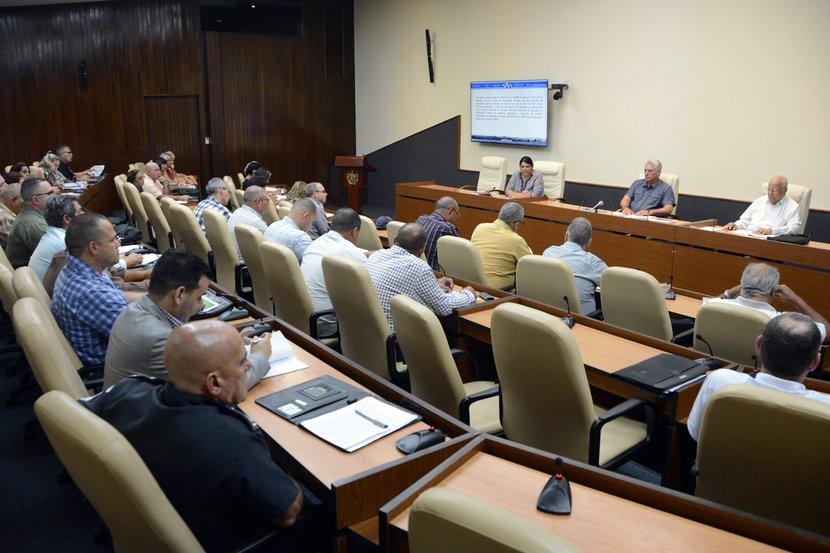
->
[303, 182, 330, 239]
[55, 145, 93, 183]
[6, 178, 53, 268]
[416, 196, 461, 270]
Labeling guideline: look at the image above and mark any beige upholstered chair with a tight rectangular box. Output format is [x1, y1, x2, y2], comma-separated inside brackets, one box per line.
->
[262, 197, 279, 226]
[693, 302, 769, 367]
[237, 172, 245, 186]
[695, 385, 830, 536]
[601, 267, 672, 341]
[515, 255, 583, 315]
[409, 488, 579, 553]
[276, 203, 290, 220]
[223, 175, 240, 209]
[130, 162, 147, 173]
[12, 267, 51, 308]
[140, 192, 173, 251]
[356, 215, 383, 251]
[637, 172, 680, 214]
[167, 203, 212, 268]
[761, 182, 811, 234]
[0, 263, 18, 315]
[476, 156, 508, 192]
[322, 255, 405, 384]
[114, 176, 133, 220]
[385, 220, 404, 247]
[0, 244, 13, 272]
[34, 391, 203, 553]
[122, 182, 152, 245]
[203, 209, 244, 295]
[437, 236, 487, 284]
[12, 298, 90, 398]
[532, 160, 566, 200]
[234, 224, 272, 313]
[391, 295, 501, 433]
[233, 190, 244, 211]
[491, 303, 652, 467]
[159, 198, 180, 249]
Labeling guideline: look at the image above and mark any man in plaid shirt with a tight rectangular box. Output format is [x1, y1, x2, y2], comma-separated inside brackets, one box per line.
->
[193, 177, 232, 231]
[52, 213, 128, 365]
[365, 223, 477, 332]
[415, 196, 460, 270]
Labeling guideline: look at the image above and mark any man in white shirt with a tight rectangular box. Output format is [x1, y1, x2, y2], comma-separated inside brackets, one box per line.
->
[687, 312, 828, 441]
[723, 175, 800, 235]
[301, 208, 365, 337]
[704, 262, 828, 344]
[28, 195, 83, 279]
[264, 198, 315, 262]
[227, 186, 269, 258]
[542, 217, 607, 314]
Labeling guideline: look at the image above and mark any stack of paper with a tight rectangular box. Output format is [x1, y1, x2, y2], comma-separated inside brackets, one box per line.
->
[247, 331, 308, 378]
[140, 253, 160, 267]
[89, 165, 105, 177]
[118, 245, 141, 254]
[300, 396, 419, 452]
[62, 182, 86, 191]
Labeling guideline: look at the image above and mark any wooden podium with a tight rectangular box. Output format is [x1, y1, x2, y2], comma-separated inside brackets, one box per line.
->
[334, 155, 373, 213]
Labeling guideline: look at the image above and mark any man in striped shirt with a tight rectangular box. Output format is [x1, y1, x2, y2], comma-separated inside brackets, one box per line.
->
[193, 177, 232, 231]
[415, 196, 460, 270]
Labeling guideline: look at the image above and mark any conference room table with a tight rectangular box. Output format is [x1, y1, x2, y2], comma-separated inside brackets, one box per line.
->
[394, 182, 830, 321]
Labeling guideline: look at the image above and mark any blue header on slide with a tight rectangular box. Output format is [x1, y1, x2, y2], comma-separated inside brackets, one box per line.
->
[470, 80, 548, 89]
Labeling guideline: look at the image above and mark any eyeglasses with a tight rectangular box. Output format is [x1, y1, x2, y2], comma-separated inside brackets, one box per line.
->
[32, 190, 55, 199]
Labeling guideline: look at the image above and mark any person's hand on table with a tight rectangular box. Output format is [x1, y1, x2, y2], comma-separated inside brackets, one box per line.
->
[753, 228, 773, 235]
[437, 276, 454, 292]
[123, 253, 143, 268]
[249, 331, 272, 360]
[722, 222, 737, 230]
[635, 210, 650, 216]
[622, 207, 634, 215]
[463, 285, 477, 297]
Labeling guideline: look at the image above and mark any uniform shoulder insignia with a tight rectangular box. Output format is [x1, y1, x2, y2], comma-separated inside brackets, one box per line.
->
[218, 404, 260, 432]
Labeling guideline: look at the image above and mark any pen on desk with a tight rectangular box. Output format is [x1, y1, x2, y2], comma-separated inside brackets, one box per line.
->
[355, 410, 388, 429]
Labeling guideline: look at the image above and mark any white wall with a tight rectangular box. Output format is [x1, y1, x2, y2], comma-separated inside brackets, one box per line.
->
[355, 0, 830, 209]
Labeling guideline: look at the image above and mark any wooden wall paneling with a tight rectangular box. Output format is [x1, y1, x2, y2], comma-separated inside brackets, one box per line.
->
[144, 95, 204, 184]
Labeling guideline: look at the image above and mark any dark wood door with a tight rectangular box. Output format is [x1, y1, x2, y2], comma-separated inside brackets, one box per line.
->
[144, 95, 204, 186]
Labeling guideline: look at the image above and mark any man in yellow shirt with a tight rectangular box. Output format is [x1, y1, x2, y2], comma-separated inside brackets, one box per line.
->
[471, 202, 532, 289]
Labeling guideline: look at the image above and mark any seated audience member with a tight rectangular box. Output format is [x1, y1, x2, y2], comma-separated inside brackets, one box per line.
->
[416, 196, 460, 270]
[723, 175, 800, 236]
[10, 162, 30, 180]
[705, 262, 828, 344]
[3, 171, 22, 185]
[159, 150, 198, 187]
[243, 161, 262, 179]
[28, 195, 83, 280]
[55, 144, 92, 182]
[141, 162, 190, 202]
[193, 177, 231, 231]
[543, 217, 608, 314]
[264, 198, 315, 262]
[155, 156, 197, 195]
[242, 167, 271, 190]
[286, 180, 307, 202]
[687, 312, 829, 441]
[227, 185, 269, 256]
[41, 153, 68, 190]
[83, 320, 303, 551]
[51, 213, 128, 365]
[104, 250, 271, 388]
[505, 156, 544, 198]
[366, 223, 477, 332]
[29, 166, 46, 180]
[470, 202, 533, 289]
[301, 208, 365, 337]
[42, 249, 148, 298]
[6, 178, 52, 268]
[0, 182, 23, 249]
[304, 182, 330, 239]
[620, 159, 675, 217]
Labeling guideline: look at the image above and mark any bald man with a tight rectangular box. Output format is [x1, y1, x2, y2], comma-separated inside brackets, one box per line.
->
[723, 175, 800, 235]
[82, 320, 303, 552]
[141, 162, 190, 202]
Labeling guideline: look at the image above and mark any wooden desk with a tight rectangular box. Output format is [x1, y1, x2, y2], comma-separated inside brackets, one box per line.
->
[77, 175, 119, 215]
[380, 436, 826, 552]
[378, 228, 389, 248]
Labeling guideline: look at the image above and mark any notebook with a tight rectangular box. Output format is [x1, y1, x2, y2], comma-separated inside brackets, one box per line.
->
[613, 353, 709, 394]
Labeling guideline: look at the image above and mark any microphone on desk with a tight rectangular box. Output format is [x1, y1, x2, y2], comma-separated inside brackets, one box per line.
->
[561, 296, 575, 329]
[664, 274, 676, 300]
[537, 457, 572, 515]
[750, 354, 759, 375]
[694, 334, 720, 370]
[590, 200, 604, 212]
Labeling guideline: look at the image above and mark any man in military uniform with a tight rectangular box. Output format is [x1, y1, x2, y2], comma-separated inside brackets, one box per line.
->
[82, 320, 303, 552]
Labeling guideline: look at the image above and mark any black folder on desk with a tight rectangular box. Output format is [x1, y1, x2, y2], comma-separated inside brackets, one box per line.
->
[613, 353, 709, 394]
[255, 375, 369, 424]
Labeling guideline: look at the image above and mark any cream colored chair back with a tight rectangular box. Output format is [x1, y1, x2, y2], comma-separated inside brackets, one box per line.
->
[437, 236, 486, 284]
[533, 161, 566, 200]
[410, 488, 579, 553]
[13, 298, 88, 398]
[233, 190, 244, 211]
[123, 182, 151, 244]
[761, 182, 811, 233]
[0, 244, 13, 272]
[140, 192, 173, 251]
[34, 391, 203, 553]
[168, 204, 212, 266]
[234, 224, 272, 312]
[638, 172, 680, 214]
[277, 203, 291, 220]
[515, 255, 582, 315]
[13, 266, 51, 308]
[262, 197, 279, 226]
[601, 267, 672, 341]
[477, 156, 507, 192]
[0, 263, 18, 315]
[260, 242, 314, 332]
[159, 198, 180, 248]
[385, 220, 404, 247]
[356, 215, 383, 251]
[322, 255, 392, 380]
[203, 209, 240, 293]
[693, 302, 769, 367]
[114, 177, 133, 220]
[130, 162, 147, 173]
[237, 172, 245, 186]
[223, 176, 240, 209]
[696, 384, 830, 536]
[491, 303, 596, 462]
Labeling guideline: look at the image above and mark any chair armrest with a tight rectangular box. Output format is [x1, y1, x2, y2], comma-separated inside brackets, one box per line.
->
[386, 333, 409, 390]
[585, 308, 602, 320]
[498, 284, 515, 292]
[85, 378, 104, 394]
[207, 251, 216, 281]
[450, 348, 481, 381]
[588, 398, 655, 466]
[458, 385, 500, 425]
[308, 309, 336, 340]
[671, 327, 695, 345]
[78, 363, 104, 380]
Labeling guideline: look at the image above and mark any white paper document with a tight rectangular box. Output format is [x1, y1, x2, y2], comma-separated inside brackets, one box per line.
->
[300, 396, 418, 452]
[728, 229, 772, 239]
[246, 331, 308, 378]
[118, 244, 141, 254]
[89, 165, 105, 177]
[140, 253, 160, 266]
[62, 182, 86, 190]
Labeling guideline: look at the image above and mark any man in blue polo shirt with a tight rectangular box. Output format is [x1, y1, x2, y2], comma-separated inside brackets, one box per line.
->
[620, 159, 675, 217]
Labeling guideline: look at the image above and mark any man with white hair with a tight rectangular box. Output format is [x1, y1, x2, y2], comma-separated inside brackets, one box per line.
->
[704, 262, 828, 344]
[227, 185, 269, 257]
[142, 162, 189, 202]
[470, 202, 533, 289]
[193, 177, 231, 231]
[0, 182, 23, 249]
[620, 159, 675, 217]
[723, 175, 800, 235]
[543, 217, 608, 314]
